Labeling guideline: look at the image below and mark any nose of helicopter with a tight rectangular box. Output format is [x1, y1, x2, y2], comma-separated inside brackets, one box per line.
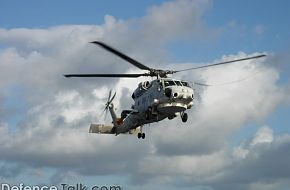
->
[168, 86, 194, 100]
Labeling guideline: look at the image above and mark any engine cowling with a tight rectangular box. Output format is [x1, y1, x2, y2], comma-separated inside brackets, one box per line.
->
[141, 81, 150, 89]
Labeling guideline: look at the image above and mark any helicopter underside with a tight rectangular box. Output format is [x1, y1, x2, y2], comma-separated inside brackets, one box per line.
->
[157, 102, 187, 114]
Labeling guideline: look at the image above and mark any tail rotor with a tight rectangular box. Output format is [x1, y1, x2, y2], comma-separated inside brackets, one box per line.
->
[103, 90, 116, 119]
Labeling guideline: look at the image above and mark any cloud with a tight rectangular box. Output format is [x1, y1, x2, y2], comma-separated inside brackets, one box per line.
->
[141, 0, 213, 41]
[211, 127, 290, 190]
[150, 53, 285, 157]
[0, 0, 290, 190]
[0, 162, 25, 179]
[128, 127, 290, 190]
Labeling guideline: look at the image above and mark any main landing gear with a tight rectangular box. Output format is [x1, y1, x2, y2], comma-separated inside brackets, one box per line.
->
[181, 112, 188, 123]
[137, 132, 145, 139]
[137, 126, 145, 139]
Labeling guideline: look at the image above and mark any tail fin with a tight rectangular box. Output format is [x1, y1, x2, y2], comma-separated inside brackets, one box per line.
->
[108, 103, 117, 124]
[104, 90, 118, 125]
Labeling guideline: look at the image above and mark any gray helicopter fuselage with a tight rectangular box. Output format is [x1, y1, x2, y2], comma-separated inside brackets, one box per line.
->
[114, 78, 194, 134]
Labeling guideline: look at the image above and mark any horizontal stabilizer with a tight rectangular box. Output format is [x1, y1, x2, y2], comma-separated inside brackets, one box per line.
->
[89, 124, 114, 134]
[89, 124, 141, 135]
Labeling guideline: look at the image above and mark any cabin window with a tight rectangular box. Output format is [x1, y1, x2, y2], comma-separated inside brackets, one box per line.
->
[175, 81, 182, 86]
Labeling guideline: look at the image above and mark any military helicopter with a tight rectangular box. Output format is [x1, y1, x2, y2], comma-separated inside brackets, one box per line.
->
[64, 41, 266, 139]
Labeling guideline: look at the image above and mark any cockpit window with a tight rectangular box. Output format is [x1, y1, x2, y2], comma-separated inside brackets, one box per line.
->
[164, 80, 176, 87]
[175, 81, 182, 86]
[181, 81, 190, 87]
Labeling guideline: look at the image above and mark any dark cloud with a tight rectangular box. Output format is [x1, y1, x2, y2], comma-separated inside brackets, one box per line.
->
[211, 133, 290, 190]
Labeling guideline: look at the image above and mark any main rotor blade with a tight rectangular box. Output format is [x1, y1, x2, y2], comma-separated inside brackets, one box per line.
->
[174, 54, 266, 73]
[64, 73, 150, 78]
[91, 41, 152, 71]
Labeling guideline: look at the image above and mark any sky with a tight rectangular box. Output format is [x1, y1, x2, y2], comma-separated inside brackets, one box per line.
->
[0, 0, 290, 190]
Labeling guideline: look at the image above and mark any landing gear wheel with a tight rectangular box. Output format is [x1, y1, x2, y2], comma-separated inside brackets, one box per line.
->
[137, 133, 145, 139]
[138, 125, 145, 139]
[181, 113, 188, 123]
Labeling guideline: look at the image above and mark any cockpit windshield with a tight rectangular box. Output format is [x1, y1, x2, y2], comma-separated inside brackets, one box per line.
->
[175, 81, 182, 86]
[181, 81, 190, 87]
[164, 80, 190, 87]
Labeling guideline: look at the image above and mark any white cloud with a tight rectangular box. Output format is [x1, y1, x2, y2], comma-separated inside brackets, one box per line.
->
[233, 126, 274, 159]
[251, 126, 274, 146]
[0, 0, 290, 190]
[141, 0, 213, 41]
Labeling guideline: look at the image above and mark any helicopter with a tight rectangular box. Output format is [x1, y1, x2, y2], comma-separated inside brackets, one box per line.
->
[64, 41, 266, 139]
